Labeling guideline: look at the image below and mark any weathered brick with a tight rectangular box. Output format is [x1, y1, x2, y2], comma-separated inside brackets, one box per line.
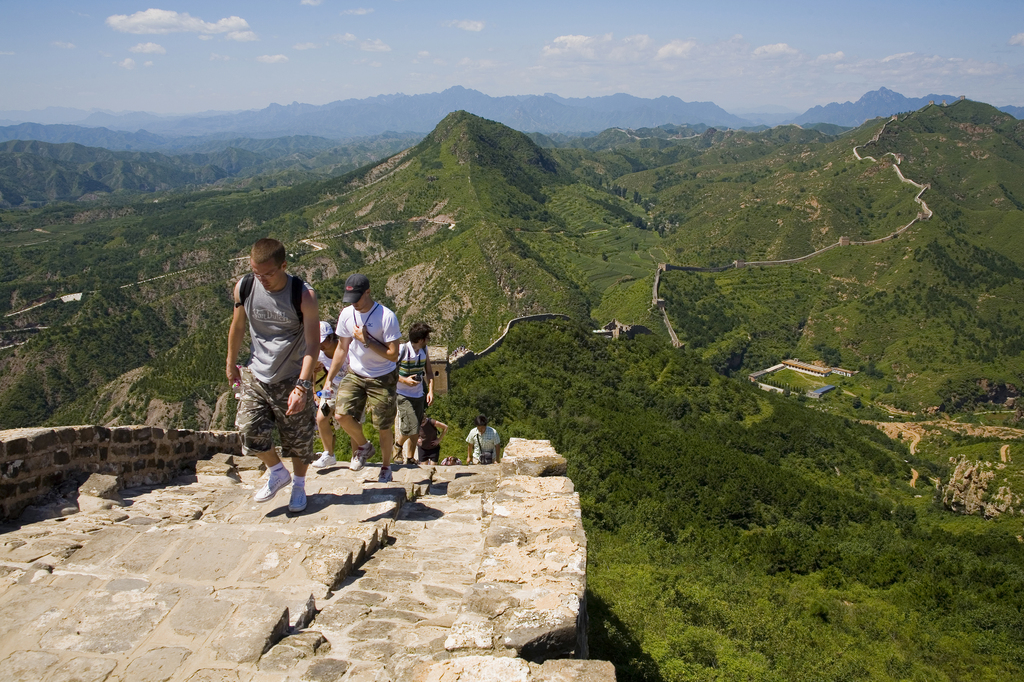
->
[158, 443, 172, 458]
[74, 445, 96, 460]
[94, 426, 110, 441]
[54, 450, 71, 465]
[99, 447, 109, 462]
[133, 427, 153, 441]
[139, 442, 157, 456]
[18, 476, 41, 494]
[58, 428, 79, 444]
[28, 430, 59, 452]
[79, 426, 97, 441]
[150, 427, 165, 440]
[112, 428, 133, 444]
[7, 438, 29, 456]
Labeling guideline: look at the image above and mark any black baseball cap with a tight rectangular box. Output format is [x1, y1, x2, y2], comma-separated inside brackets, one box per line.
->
[343, 273, 370, 303]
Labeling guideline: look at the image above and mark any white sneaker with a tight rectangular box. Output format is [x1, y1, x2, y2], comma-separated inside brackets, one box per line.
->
[312, 451, 336, 468]
[288, 486, 307, 513]
[350, 441, 374, 471]
[254, 469, 291, 503]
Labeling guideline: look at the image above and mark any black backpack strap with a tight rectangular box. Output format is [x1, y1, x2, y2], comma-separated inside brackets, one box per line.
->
[236, 273, 254, 309]
[290, 275, 305, 324]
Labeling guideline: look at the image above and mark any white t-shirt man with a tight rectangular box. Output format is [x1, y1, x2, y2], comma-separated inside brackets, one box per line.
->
[336, 302, 401, 378]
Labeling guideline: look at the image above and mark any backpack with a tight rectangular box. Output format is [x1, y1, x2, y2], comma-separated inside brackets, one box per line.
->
[237, 273, 305, 323]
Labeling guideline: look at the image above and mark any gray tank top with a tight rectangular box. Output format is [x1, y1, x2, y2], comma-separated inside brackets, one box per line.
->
[243, 275, 308, 384]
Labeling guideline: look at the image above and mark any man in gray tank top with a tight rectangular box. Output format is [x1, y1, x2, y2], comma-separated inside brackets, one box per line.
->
[226, 238, 320, 514]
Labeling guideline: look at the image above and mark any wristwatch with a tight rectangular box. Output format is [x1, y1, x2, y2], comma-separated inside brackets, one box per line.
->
[295, 379, 313, 392]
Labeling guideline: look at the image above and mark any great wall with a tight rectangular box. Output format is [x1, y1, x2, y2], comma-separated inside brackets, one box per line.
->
[0, 425, 615, 681]
[650, 102, 954, 345]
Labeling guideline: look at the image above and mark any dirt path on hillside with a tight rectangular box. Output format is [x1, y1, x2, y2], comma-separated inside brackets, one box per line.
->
[1002, 444, 1011, 462]
[910, 468, 919, 488]
[869, 420, 1024, 454]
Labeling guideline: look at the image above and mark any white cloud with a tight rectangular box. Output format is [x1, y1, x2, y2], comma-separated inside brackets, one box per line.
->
[445, 20, 484, 32]
[360, 38, 391, 52]
[418, 51, 430, 57]
[333, 33, 358, 43]
[52, 41, 76, 49]
[1010, 33, 1024, 46]
[130, 42, 166, 54]
[257, 54, 289, 63]
[0, 51, 14, 56]
[301, 0, 323, 5]
[210, 53, 231, 61]
[293, 42, 318, 50]
[115, 58, 136, 69]
[342, 8, 374, 15]
[106, 9, 255, 41]
[143, 61, 153, 67]
[753, 43, 799, 58]
[816, 51, 845, 62]
[881, 52, 914, 63]
[542, 34, 612, 59]
[656, 40, 696, 60]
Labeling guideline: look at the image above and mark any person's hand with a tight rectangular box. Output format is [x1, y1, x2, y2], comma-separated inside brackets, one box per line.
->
[353, 325, 367, 345]
[226, 364, 241, 386]
[286, 387, 307, 415]
[426, 388, 434, 406]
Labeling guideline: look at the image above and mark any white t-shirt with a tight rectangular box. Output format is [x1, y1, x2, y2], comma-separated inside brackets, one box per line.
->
[318, 350, 345, 387]
[336, 302, 401, 378]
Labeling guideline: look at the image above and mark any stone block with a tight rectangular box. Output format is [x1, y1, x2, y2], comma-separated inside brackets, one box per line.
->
[170, 597, 234, 637]
[79, 473, 122, 499]
[302, 659, 350, 682]
[27, 429, 59, 452]
[195, 461, 241, 482]
[303, 537, 364, 589]
[258, 631, 330, 672]
[211, 602, 290, 663]
[210, 453, 235, 466]
[409, 656, 530, 682]
[123, 647, 193, 682]
[48, 655, 118, 682]
[161, 537, 249, 581]
[234, 455, 266, 471]
[0, 651, 60, 680]
[447, 473, 499, 498]
[112, 427, 134, 444]
[314, 602, 372, 630]
[185, 670, 241, 682]
[39, 588, 177, 654]
[133, 427, 153, 441]
[7, 437, 29, 457]
[531, 660, 617, 682]
[445, 615, 495, 650]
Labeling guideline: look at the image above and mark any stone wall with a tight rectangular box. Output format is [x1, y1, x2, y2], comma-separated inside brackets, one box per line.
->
[450, 315, 570, 370]
[0, 425, 241, 520]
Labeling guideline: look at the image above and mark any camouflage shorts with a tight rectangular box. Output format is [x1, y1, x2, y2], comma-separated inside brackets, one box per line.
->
[337, 368, 398, 431]
[235, 368, 317, 462]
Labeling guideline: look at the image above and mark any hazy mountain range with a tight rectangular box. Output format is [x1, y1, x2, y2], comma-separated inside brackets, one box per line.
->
[3, 88, 1019, 147]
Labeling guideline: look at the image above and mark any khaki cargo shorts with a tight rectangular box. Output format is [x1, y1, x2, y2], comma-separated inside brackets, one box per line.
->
[235, 368, 317, 462]
[396, 394, 426, 437]
[337, 368, 398, 430]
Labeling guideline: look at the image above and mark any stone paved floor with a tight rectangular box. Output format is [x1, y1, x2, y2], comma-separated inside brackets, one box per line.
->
[0, 458, 492, 682]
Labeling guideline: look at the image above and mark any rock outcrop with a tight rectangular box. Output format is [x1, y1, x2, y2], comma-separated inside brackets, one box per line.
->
[942, 456, 1020, 518]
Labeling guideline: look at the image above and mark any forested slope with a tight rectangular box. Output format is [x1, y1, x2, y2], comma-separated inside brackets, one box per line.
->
[433, 320, 1024, 681]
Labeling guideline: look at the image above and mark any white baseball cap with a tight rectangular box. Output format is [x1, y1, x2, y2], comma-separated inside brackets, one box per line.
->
[319, 321, 334, 342]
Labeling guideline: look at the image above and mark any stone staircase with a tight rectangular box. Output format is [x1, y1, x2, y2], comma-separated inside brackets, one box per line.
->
[0, 436, 615, 681]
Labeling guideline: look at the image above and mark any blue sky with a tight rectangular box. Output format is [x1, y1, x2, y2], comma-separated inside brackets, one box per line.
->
[2, 1, 1023, 115]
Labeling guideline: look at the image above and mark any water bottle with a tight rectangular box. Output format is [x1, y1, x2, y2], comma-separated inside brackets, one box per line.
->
[232, 366, 243, 400]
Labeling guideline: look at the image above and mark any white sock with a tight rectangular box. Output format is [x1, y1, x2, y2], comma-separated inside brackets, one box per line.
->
[293, 476, 305, 488]
[270, 463, 286, 474]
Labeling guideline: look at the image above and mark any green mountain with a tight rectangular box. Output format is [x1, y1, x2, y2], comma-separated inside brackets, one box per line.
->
[1, 104, 1022, 428]
[624, 101, 1024, 411]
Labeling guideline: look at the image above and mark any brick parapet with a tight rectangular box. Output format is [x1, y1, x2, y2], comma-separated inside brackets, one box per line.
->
[0, 425, 241, 520]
